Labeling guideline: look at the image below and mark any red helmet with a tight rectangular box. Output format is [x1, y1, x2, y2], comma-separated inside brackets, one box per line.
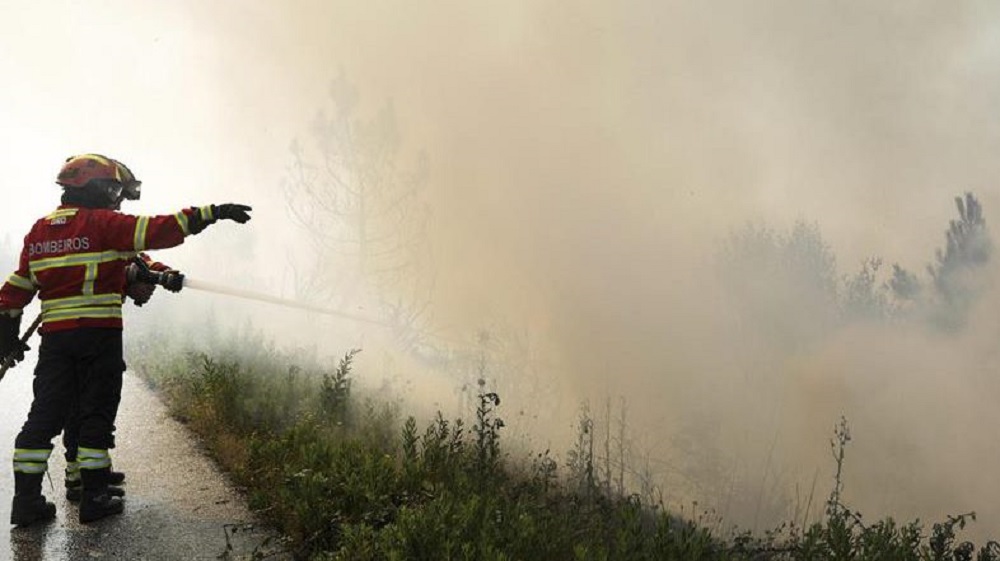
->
[56, 154, 141, 200]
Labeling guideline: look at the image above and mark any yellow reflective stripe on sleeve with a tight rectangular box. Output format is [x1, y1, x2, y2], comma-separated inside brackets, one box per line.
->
[134, 216, 150, 251]
[6, 273, 34, 291]
[174, 212, 191, 236]
[41, 293, 123, 313]
[42, 307, 123, 323]
[198, 206, 214, 220]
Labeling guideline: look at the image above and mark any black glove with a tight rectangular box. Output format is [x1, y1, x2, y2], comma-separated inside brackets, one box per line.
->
[213, 204, 253, 224]
[0, 313, 28, 364]
[161, 271, 185, 293]
[126, 282, 156, 306]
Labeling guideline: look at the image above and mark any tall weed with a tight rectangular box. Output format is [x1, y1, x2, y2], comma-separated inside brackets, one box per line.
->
[131, 342, 999, 560]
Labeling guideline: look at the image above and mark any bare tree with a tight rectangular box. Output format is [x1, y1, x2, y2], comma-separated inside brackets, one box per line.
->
[284, 70, 434, 347]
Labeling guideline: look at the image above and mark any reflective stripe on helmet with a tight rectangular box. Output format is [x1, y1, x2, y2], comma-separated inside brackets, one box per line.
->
[56, 154, 122, 189]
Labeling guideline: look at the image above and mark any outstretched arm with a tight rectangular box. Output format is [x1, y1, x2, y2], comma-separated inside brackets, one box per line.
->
[102, 204, 253, 253]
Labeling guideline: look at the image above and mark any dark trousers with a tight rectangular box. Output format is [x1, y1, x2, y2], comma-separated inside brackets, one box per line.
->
[61, 403, 118, 461]
[15, 328, 124, 453]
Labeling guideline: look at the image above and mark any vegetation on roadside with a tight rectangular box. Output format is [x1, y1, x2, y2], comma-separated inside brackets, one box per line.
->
[130, 339, 1000, 561]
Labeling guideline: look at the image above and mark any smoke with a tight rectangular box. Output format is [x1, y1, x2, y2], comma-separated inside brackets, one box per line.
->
[277, 1, 1000, 536]
[3, 0, 1000, 539]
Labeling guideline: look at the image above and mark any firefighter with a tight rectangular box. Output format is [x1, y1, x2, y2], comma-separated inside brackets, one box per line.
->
[61, 253, 174, 502]
[0, 153, 253, 526]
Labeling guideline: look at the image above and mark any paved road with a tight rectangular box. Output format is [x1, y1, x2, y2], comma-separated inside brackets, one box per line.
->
[0, 360, 289, 560]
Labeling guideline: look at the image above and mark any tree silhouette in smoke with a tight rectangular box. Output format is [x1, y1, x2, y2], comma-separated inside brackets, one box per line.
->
[283, 70, 434, 349]
[887, 263, 920, 302]
[885, 193, 992, 329]
[841, 257, 892, 323]
[704, 194, 994, 531]
[720, 192, 993, 339]
[718, 220, 841, 352]
[926, 192, 992, 329]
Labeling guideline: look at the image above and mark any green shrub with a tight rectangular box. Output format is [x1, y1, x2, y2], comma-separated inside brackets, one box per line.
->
[131, 342, 999, 561]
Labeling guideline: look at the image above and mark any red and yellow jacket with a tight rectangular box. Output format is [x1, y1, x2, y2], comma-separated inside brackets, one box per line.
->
[0, 205, 215, 333]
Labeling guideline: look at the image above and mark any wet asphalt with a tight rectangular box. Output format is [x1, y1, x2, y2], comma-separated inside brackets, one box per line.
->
[0, 360, 290, 560]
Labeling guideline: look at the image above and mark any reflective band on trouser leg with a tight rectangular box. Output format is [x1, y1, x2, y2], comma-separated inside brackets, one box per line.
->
[13, 448, 52, 474]
[66, 460, 81, 483]
[77, 448, 111, 470]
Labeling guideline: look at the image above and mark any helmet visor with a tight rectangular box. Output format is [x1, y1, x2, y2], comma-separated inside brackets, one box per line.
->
[122, 180, 142, 201]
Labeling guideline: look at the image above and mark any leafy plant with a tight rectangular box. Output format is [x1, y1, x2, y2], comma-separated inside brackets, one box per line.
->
[132, 339, 1000, 560]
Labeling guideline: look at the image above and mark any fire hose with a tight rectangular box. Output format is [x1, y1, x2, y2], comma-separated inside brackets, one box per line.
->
[0, 258, 383, 380]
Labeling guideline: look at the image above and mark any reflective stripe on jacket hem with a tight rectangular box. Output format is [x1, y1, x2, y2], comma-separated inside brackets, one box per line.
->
[42, 306, 123, 324]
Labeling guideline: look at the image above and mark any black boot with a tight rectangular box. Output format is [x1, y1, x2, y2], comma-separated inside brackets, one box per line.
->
[65, 479, 125, 502]
[66, 461, 125, 501]
[107, 468, 125, 486]
[78, 468, 124, 523]
[64, 453, 125, 498]
[10, 472, 56, 527]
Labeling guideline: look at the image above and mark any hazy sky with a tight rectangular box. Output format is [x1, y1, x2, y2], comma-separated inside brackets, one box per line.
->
[3, 0, 1000, 538]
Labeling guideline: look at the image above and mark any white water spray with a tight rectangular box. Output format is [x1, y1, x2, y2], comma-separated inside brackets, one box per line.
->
[182, 278, 384, 325]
